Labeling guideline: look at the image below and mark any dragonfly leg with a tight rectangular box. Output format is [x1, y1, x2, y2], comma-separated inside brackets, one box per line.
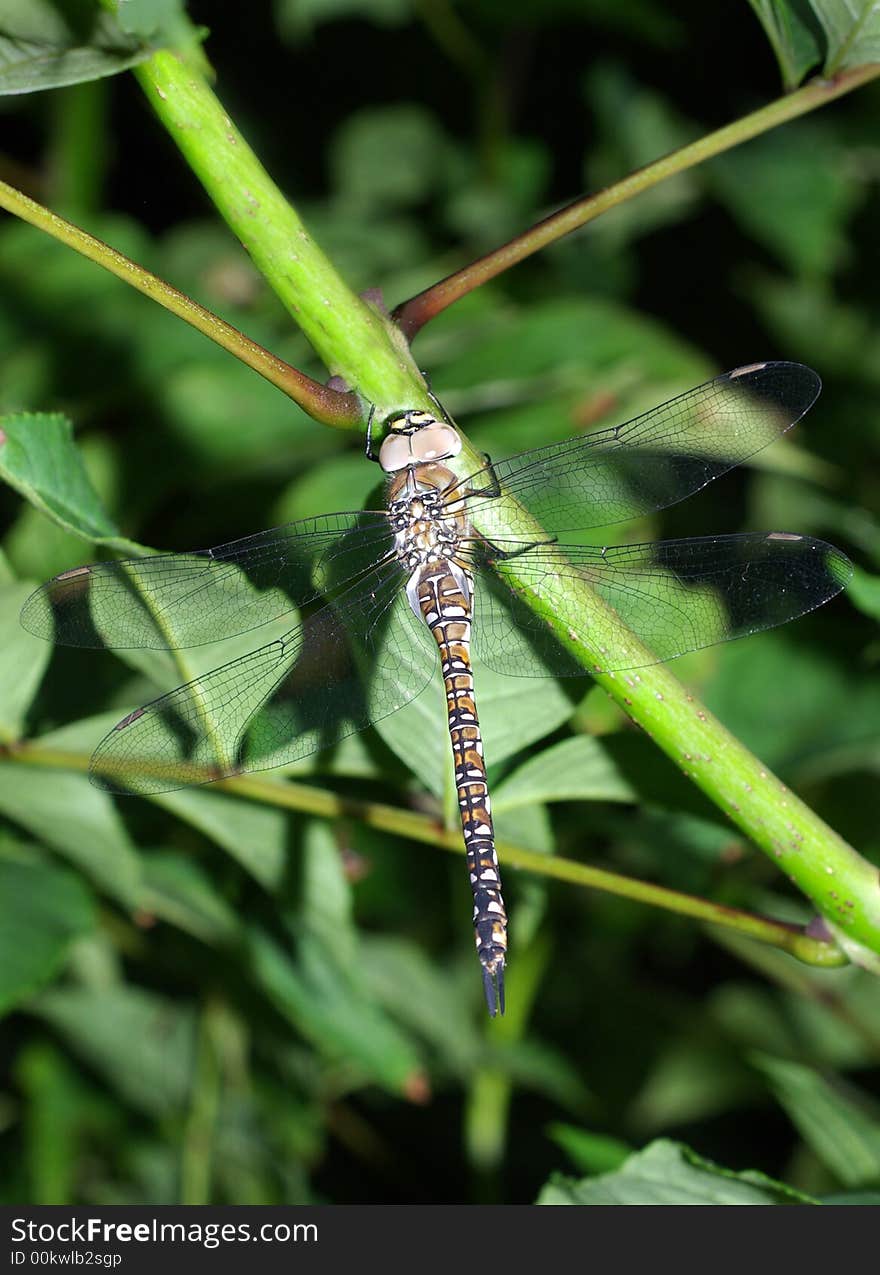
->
[422, 378, 453, 425]
[459, 453, 503, 500]
[364, 402, 377, 460]
[484, 534, 558, 563]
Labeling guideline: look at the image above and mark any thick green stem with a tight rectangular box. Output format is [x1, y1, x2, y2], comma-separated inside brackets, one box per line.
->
[133, 50, 433, 422]
[393, 63, 880, 338]
[0, 178, 358, 427]
[4, 742, 848, 969]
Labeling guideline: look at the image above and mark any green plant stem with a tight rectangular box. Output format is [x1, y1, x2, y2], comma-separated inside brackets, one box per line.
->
[466, 931, 553, 1193]
[48, 80, 107, 218]
[180, 1002, 220, 1205]
[133, 50, 434, 422]
[414, 0, 487, 77]
[713, 930, 880, 1058]
[393, 63, 880, 338]
[6, 742, 847, 968]
[0, 178, 358, 428]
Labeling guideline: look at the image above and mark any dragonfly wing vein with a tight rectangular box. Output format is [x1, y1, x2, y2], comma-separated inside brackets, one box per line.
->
[20, 510, 392, 650]
[473, 532, 851, 675]
[455, 362, 820, 537]
[89, 558, 438, 795]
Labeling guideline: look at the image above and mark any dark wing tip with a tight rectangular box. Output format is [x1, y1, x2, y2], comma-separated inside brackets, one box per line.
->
[765, 531, 854, 583]
[801, 537, 854, 591]
[726, 360, 822, 423]
[20, 567, 95, 643]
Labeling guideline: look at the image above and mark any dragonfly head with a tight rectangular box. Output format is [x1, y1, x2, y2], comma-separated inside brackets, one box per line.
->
[378, 411, 462, 473]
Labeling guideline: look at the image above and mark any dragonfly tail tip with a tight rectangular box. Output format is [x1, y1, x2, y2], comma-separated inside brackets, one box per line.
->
[482, 963, 506, 1018]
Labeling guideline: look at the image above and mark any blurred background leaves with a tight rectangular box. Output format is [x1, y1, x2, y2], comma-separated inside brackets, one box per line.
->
[0, 0, 878, 1204]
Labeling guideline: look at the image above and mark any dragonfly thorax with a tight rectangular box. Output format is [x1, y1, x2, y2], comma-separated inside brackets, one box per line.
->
[388, 486, 464, 573]
[385, 463, 472, 624]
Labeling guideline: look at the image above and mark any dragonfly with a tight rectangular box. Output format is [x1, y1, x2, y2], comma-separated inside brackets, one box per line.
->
[21, 361, 852, 1015]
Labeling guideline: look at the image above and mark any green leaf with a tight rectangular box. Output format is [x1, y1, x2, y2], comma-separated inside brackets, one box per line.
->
[0, 578, 50, 740]
[546, 1123, 632, 1175]
[478, 662, 578, 768]
[115, 0, 187, 40]
[821, 1191, 880, 1203]
[813, 0, 880, 72]
[746, 1, 824, 88]
[140, 852, 240, 945]
[331, 105, 452, 213]
[537, 1139, 818, 1204]
[0, 412, 132, 549]
[151, 788, 288, 891]
[756, 1055, 880, 1188]
[300, 822, 358, 974]
[158, 357, 331, 473]
[275, 0, 413, 41]
[710, 956, 880, 1072]
[746, 1, 880, 79]
[494, 800, 554, 853]
[709, 125, 862, 278]
[0, 860, 95, 1016]
[493, 736, 636, 812]
[359, 936, 482, 1074]
[847, 565, 880, 619]
[0, 1, 156, 94]
[32, 985, 197, 1117]
[248, 926, 425, 1097]
[15, 1042, 92, 1205]
[25, 570, 300, 793]
[374, 656, 575, 798]
[438, 297, 709, 414]
[0, 762, 143, 907]
[581, 63, 698, 245]
[274, 452, 383, 524]
[704, 631, 880, 771]
[628, 1039, 756, 1134]
[5, 439, 122, 585]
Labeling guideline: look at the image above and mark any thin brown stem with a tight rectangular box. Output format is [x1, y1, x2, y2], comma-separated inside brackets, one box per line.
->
[0, 179, 361, 428]
[393, 64, 880, 340]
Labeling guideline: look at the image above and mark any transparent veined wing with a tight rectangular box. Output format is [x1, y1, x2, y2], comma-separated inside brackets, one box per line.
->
[20, 511, 392, 650]
[88, 557, 437, 795]
[472, 532, 852, 676]
[456, 362, 821, 539]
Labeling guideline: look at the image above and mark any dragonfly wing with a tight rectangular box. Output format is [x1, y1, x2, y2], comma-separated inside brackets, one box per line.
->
[473, 569, 587, 678]
[20, 511, 392, 650]
[89, 557, 438, 795]
[457, 362, 821, 538]
[473, 533, 852, 675]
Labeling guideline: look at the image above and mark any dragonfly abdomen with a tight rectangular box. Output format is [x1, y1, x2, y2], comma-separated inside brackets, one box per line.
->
[415, 563, 508, 1016]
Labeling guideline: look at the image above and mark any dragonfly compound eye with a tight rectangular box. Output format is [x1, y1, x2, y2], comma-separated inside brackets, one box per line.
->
[378, 432, 413, 473]
[409, 423, 462, 463]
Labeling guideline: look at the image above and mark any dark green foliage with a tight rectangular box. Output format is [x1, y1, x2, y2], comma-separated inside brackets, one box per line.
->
[0, 0, 878, 1204]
